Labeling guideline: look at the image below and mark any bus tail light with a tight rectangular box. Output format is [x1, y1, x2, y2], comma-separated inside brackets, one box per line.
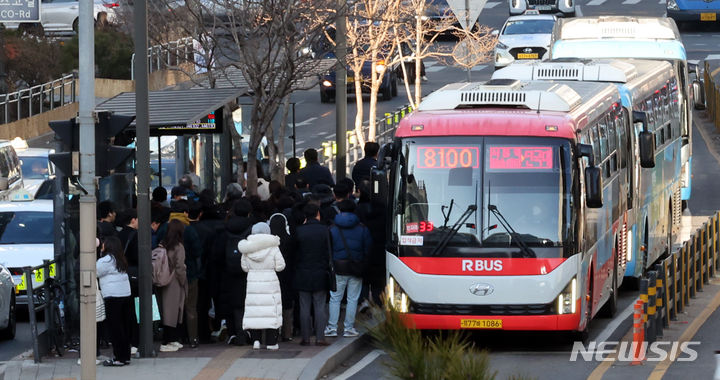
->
[388, 277, 411, 313]
[556, 277, 577, 314]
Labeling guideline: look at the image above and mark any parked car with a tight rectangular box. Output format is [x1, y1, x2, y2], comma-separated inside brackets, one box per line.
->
[1, 0, 118, 34]
[493, 13, 556, 69]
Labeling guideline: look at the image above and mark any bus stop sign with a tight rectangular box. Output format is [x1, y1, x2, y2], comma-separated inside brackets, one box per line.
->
[0, 0, 40, 23]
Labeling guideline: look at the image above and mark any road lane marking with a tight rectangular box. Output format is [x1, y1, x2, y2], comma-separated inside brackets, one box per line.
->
[595, 300, 636, 344]
[694, 115, 720, 166]
[621, 0, 641, 4]
[296, 117, 318, 126]
[485, 1, 501, 7]
[586, 0, 606, 6]
[471, 65, 488, 72]
[587, 328, 634, 380]
[647, 287, 720, 380]
[334, 349, 384, 380]
[321, 111, 332, 117]
[426, 65, 446, 73]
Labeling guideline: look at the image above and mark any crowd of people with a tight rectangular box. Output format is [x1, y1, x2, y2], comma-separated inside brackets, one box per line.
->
[93, 142, 386, 366]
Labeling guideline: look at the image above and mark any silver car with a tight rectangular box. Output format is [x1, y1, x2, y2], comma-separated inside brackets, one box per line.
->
[1, 0, 118, 34]
[493, 14, 556, 69]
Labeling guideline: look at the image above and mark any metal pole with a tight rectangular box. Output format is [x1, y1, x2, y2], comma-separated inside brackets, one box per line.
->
[78, 0, 97, 375]
[134, 0, 154, 358]
[335, 0, 347, 181]
[292, 102, 296, 158]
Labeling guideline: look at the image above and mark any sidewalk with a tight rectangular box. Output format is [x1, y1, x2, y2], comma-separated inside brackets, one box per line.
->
[0, 332, 366, 380]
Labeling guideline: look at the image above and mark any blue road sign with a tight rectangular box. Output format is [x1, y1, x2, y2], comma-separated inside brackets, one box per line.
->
[0, 0, 40, 23]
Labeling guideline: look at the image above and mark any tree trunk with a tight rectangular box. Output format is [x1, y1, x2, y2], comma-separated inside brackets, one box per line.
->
[273, 95, 291, 185]
[415, 18, 423, 106]
[368, 63, 379, 142]
[354, 72, 366, 147]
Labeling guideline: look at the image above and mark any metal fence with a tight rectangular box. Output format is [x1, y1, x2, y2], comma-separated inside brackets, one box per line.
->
[131, 37, 195, 80]
[0, 73, 77, 125]
[316, 104, 413, 176]
[629, 212, 720, 363]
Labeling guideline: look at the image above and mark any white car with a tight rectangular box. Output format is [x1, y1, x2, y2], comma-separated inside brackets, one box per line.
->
[13, 139, 55, 198]
[493, 14, 556, 69]
[0, 198, 55, 306]
[0, 264, 16, 340]
[1, 0, 118, 34]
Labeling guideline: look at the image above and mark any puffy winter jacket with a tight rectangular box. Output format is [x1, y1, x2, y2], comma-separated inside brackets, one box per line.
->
[239, 233, 285, 330]
[330, 212, 372, 263]
[96, 255, 131, 298]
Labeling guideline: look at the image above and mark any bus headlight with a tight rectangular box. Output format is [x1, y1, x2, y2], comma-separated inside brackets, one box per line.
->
[556, 277, 577, 314]
[667, 0, 679, 10]
[387, 277, 411, 313]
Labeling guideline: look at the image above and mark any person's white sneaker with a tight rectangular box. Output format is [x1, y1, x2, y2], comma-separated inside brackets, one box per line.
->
[160, 344, 179, 352]
[131, 346, 138, 355]
[253, 340, 261, 350]
[170, 341, 183, 349]
[422, 75, 428, 81]
[343, 327, 360, 337]
[266, 344, 279, 350]
[324, 326, 338, 337]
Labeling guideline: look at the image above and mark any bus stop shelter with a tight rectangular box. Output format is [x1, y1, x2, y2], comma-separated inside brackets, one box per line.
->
[97, 87, 248, 201]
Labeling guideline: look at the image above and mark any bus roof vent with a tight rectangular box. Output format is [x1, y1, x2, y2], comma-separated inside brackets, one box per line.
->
[492, 59, 638, 83]
[417, 81, 583, 112]
[558, 17, 679, 40]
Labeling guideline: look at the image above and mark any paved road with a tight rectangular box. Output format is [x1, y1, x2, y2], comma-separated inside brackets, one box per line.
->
[0, 320, 34, 362]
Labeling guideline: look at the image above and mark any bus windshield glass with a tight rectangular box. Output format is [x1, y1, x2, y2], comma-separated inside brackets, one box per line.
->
[396, 137, 573, 259]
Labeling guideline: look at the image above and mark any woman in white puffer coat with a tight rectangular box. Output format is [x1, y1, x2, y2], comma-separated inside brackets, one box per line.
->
[240, 222, 286, 350]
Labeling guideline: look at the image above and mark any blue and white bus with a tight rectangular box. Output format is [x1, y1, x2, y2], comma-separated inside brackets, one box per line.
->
[493, 58, 683, 281]
[550, 16, 694, 209]
[667, 0, 720, 26]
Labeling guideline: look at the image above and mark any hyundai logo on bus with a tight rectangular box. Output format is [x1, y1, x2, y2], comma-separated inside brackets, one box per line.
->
[469, 283, 494, 296]
[523, 47, 533, 54]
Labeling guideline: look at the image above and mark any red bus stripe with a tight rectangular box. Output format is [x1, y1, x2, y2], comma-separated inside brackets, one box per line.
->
[398, 257, 567, 276]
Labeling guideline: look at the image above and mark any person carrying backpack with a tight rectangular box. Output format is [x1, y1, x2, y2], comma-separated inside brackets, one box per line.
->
[218, 199, 254, 345]
[156, 219, 188, 352]
[325, 200, 371, 338]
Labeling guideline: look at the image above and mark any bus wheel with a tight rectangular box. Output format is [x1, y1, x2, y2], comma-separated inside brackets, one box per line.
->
[600, 245, 618, 318]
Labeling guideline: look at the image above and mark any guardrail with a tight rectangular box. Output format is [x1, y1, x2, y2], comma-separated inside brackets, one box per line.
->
[704, 59, 720, 130]
[131, 37, 195, 80]
[629, 212, 720, 362]
[315, 104, 413, 177]
[0, 73, 77, 125]
[20, 259, 59, 363]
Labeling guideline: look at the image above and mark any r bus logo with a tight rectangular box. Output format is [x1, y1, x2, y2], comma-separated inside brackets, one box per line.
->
[569, 341, 700, 362]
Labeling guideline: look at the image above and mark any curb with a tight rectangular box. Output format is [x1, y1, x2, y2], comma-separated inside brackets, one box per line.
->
[297, 332, 370, 380]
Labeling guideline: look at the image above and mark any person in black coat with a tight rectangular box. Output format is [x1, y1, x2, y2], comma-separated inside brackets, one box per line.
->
[292, 203, 331, 346]
[355, 181, 387, 306]
[217, 199, 254, 345]
[351, 142, 379, 189]
[298, 149, 335, 188]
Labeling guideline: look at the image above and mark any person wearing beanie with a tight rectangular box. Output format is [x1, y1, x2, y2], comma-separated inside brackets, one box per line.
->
[239, 222, 286, 350]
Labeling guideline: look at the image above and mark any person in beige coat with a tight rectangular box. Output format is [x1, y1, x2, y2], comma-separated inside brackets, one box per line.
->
[159, 219, 188, 353]
[240, 222, 286, 350]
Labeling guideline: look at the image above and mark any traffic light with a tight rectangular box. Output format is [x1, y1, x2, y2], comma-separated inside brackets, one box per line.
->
[95, 111, 135, 177]
[48, 117, 80, 177]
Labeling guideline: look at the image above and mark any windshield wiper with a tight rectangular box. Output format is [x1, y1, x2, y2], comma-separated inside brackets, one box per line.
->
[441, 199, 455, 228]
[430, 205, 477, 257]
[487, 204, 535, 258]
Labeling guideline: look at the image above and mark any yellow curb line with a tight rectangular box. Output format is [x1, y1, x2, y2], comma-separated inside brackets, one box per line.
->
[587, 328, 634, 380]
[647, 287, 720, 380]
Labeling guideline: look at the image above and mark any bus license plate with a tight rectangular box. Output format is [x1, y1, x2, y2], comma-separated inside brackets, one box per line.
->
[701, 13, 716, 21]
[517, 53, 539, 59]
[460, 319, 502, 329]
[535, 5, 551, 10]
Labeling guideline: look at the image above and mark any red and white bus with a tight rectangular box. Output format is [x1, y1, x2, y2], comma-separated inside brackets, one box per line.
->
[374, 80, 633, 337]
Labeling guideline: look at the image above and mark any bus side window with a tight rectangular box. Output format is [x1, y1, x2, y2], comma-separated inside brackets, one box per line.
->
[616, 114, 626, 169]
[607, 114, 617, 172]
[591, 125, 600, 165]
[598, 123, 610, 178]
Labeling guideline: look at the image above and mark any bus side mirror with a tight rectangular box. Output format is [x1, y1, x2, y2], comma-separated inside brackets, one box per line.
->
[634, 111, 655, 168]
[377, 142, 394, 170]
[692, 80, 706, 110]
[688, 62, 699, 75]
[578, 143, 595, 167]
[585, 166, 603, 208]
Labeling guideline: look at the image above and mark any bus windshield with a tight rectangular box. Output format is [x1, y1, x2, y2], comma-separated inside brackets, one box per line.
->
[396, 136, 573, 259]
